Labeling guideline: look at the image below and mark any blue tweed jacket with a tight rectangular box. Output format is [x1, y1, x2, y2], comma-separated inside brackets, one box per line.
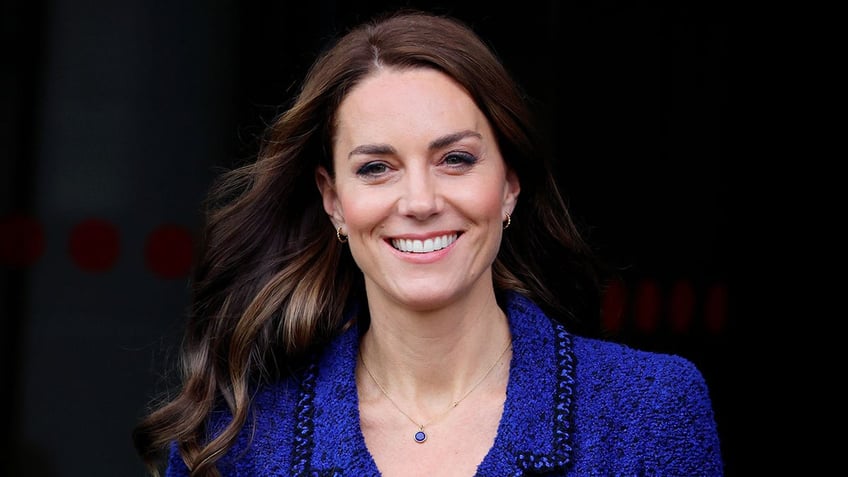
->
[166, 292, 723, 476]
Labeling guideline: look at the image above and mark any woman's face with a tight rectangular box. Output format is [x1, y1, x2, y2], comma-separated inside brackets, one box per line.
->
[317, 67, 519, 311]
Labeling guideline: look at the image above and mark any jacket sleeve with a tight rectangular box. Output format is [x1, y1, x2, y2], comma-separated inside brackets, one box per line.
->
[164, 441, 190, 477]
[645, 355, 724, 476]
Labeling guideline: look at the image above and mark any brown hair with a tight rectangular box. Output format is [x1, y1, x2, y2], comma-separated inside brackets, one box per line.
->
[133, 9, 602, 476]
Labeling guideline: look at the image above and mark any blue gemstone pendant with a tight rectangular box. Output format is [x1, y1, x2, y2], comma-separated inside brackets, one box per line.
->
[414, 429, 427, 443]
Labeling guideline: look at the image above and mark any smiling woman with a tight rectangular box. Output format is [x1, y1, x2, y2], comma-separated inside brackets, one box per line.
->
[132, 8, 724, 477]
[317, 68, 519, 314]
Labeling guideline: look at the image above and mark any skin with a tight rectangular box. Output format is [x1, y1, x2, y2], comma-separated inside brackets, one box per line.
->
[316, 67, 519, 475]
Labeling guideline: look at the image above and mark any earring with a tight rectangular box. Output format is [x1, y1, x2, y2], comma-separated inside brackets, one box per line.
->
[336, 226, 348, 243]
[503, 213, 511, 230]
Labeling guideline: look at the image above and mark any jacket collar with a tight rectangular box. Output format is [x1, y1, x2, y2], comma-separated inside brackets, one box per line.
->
[298, 292, 575, 475]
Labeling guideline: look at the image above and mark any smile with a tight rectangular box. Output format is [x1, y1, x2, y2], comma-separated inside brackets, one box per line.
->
[391, 234, 458, 253]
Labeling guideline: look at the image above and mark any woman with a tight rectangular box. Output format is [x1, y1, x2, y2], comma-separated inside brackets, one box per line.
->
[134, 9, 723, 476]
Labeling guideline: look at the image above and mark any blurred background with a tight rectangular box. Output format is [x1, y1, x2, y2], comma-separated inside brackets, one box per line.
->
[2, 1, 744, 475]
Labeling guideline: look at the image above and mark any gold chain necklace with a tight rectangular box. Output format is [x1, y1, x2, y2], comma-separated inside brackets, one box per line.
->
[359, 339, 512, 444]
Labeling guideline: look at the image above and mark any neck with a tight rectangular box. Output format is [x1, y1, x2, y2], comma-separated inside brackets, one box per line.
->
[358, 290, 512, 409]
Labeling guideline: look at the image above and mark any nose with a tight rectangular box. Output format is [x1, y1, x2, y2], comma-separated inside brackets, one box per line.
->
[397, 167, 442, 220]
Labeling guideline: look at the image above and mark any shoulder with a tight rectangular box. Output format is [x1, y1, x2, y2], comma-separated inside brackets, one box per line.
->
[572, 335, 710, 392]
[571, 334, 716, 415]
[504, 292, 723, 474]
[506, 292, 712, 399]
[569, 336, 723, 474]
[171, 375, 304, 476]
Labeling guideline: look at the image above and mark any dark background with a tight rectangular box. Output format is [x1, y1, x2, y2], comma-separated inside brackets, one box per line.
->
[2, 1, 751, 475]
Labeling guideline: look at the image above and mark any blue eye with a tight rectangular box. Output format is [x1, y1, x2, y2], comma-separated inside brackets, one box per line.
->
[356, 162, 389, 177]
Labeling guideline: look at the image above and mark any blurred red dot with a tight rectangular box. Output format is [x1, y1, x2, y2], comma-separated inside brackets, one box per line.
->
[145, 224, 194, 279]
[0, 214, 45, 267]
[668, 279, 695, 334]
[601, 278, 627, 333]
[634, 278, 661, 334]
[704, 282, 728, 334]
[69, 218, 120, 272]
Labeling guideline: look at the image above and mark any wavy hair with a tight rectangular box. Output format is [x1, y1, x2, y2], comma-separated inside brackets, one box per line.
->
[133, 9, 603, 476]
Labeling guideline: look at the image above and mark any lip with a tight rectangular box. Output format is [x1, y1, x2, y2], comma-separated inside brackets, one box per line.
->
[385, 231, 462, 255]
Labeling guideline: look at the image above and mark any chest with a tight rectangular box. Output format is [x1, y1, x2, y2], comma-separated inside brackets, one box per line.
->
[358, 388, 506, 476]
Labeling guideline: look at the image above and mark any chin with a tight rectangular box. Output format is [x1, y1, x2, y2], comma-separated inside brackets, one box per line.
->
[390, 288, 466, 312]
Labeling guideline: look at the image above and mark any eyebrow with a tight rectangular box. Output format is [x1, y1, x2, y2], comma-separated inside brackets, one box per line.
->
[429, 130, 482, 150]
[347, 130, 483, 159]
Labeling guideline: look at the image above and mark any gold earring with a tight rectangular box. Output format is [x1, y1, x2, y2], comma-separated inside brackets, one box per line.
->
[336, 226, 348, 243]
[503, 213, 511, 230]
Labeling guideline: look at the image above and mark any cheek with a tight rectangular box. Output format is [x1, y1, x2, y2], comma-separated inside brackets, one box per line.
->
[337, 190, 390, 230]
[456, 182, 507, 218]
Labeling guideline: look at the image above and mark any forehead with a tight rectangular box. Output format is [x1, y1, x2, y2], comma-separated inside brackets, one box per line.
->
[334, 67, 489, 140]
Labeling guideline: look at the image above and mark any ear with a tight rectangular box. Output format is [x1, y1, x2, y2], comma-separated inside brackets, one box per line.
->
[502, 168, 521, 216]
[315, 166, 345, 227]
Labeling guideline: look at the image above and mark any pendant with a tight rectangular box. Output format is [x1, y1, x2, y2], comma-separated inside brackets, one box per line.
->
[414, 428, 427, 443]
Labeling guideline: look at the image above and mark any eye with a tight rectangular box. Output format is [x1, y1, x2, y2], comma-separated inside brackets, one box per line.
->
[356, 161, 390, 177]
[442, 151, 477, 168]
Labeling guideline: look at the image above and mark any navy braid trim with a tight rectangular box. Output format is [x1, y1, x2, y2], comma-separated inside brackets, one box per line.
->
[517, 322, 575, 473]
[290, 359, 319, 476]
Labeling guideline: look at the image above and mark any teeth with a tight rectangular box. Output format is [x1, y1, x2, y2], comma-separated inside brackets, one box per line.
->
[392, 234, 457, 253]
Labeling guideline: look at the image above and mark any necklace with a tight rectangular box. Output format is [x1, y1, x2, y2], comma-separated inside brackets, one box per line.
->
[359, 339, 512, 444]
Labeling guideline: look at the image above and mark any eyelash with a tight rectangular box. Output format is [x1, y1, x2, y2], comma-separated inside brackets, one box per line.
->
[355, 152, 478, 178]
[356, 162, 390, 177]
[443, 151, 477, 168]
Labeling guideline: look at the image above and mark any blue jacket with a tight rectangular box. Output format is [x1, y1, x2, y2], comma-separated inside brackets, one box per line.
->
[166, 292, 723, 476]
